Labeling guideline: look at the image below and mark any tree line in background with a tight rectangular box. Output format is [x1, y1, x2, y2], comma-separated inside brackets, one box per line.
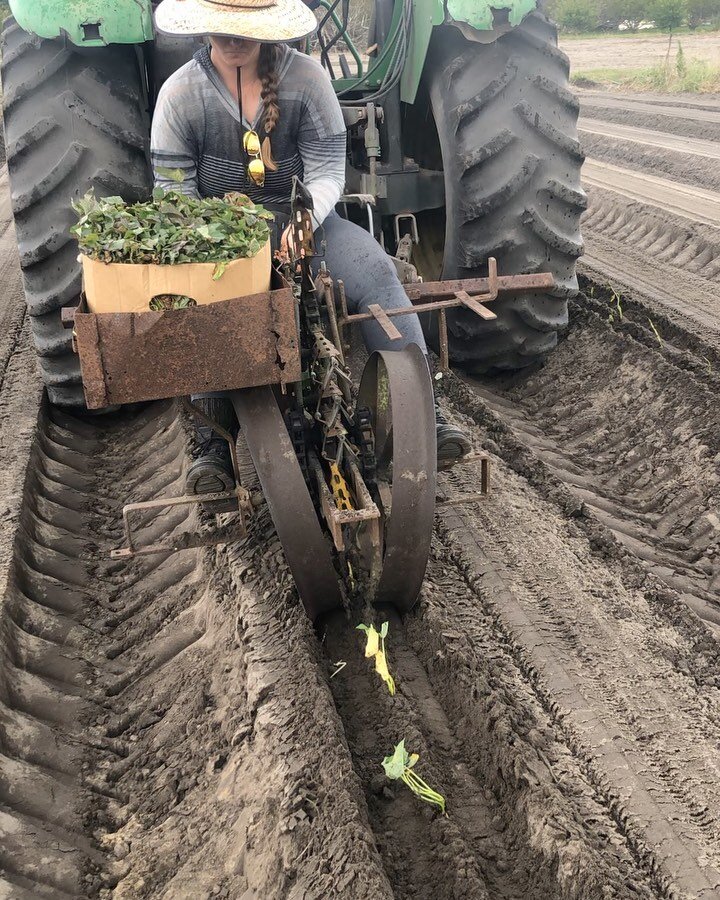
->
[549, 0, 720, 32]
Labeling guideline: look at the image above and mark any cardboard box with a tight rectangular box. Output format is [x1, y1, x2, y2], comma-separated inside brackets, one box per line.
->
[81, 240, 271, 313]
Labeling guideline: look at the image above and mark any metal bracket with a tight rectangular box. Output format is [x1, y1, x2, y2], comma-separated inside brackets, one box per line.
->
[393, 212, 419, 246]
[335, 256, 553, 372]
[340, 193, 375, 235]
[109, 399, 252, 559]
[311, 456, 381, 553]
[437, 453, 491, 504]
[368, 304, 403, 341]
[109, 488, 250, 559]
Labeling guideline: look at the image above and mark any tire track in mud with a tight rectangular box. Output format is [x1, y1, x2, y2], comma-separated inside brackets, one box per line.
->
[582, 189, 720, 286]
[436, 371, 720, 897]
[461, 290, 720, 633]
[0, 399, 401, 900]
[583, 159, 720, 227]
[578, 93, 720, 344]
[580, 187, 720, 342]
[0, 400, 203, 898]
[0, 310, 719, 898]
[0, 377, 669, 900]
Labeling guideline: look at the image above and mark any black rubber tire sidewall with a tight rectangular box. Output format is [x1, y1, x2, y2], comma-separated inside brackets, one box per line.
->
[1, 21, 153, 406]
[426, 13, 586, 372]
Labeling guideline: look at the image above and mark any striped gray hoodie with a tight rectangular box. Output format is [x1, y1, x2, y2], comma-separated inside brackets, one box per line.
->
[150, 44, 346, 225]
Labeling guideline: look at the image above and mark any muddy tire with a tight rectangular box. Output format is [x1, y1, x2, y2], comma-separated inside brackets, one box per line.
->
[426, 13, 586, 371]
[0, 19, 152, 406]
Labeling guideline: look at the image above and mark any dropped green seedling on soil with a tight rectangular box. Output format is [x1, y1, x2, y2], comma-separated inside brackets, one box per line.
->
[382, 740, 446, 814]
[357, 621, 396, 695]
[648, 317, 663, 346]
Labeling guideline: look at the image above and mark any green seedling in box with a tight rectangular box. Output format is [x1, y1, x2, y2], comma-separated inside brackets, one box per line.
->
[71, 189, 273, 269]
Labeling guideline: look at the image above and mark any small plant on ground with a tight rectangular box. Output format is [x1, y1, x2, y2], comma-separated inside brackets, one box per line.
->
[648, 317, 664, 345]
[606, 288, 623, 323]
[676, 41, 687, 76]
[382, 740, 446, 814]
[357, 622, 396, 695]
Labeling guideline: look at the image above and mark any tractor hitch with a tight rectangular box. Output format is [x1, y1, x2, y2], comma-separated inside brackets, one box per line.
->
[337, 259, 555, 372]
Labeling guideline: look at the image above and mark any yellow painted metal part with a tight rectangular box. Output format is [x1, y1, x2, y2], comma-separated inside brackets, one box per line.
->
[329, 463, 354, 511]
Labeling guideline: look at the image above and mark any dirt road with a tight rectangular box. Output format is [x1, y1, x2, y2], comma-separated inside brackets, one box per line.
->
[579, 118, 720, 158]
[583, 157, 720, 225]
[2, 89, 720, 900]
[560, 32, 720, 71]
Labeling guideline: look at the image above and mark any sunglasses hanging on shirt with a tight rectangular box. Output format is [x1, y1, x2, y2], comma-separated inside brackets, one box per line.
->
[237, 68, 265, 188]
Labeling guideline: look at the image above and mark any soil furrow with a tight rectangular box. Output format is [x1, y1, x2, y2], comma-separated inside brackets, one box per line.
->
[579, 118, 720, 159]
[583, 159, 720, 227]
[434, 375, 720, 896]
[0, 342, 706, 900]
[0, 401, 395, 899]
[580, 187, 720, 341]
[579, 102, 720, 144]
[458, 290, 720, 628]
[581, 95, 720, 124]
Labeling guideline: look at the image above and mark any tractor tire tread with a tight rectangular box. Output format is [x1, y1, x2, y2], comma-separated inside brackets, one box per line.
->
[428, 11, 584, 371]
[1, 18, 152, 405]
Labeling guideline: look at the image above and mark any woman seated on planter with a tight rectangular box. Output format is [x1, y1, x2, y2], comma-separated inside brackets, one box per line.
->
[151, 0, 471, 507]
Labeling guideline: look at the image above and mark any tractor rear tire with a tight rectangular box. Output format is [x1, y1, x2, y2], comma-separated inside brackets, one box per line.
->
[0, 19, 153, 406]
[426, 12, 586, 371]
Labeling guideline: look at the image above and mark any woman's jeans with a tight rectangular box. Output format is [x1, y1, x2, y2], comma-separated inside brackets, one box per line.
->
[194, 211, 427, 407]
[313, 211, 426, 353]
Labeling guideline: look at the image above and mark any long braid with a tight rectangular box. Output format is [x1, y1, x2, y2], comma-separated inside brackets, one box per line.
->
[258, 43, 279, 171]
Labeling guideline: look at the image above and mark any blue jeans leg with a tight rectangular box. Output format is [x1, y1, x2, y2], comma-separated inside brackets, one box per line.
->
[313, 212, 427, 355]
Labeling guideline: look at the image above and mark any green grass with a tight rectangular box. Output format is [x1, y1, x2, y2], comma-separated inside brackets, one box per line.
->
[572, 58, 720, 91]
[560, 25, 720, 38]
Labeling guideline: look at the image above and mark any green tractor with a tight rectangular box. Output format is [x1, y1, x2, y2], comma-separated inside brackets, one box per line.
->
[1, 0, 584, 407]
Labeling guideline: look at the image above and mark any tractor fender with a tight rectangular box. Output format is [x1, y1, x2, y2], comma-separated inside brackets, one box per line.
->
[445, 0, 538, 33]
[7, 0, 154, 46]
[400, 0, 539, 103]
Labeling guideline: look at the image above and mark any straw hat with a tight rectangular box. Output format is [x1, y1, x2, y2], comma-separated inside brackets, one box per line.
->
[155, 0, 318, 44]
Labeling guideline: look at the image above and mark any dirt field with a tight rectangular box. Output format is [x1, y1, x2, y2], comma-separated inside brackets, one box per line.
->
[3, 49, 720, 900]
[2, 310, 720, 899]
[560, 31, 720, 71]
[578, 90, 720, 344]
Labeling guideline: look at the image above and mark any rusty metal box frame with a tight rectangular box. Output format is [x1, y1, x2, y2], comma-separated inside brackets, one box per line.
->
[69, 270, 301, 410]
